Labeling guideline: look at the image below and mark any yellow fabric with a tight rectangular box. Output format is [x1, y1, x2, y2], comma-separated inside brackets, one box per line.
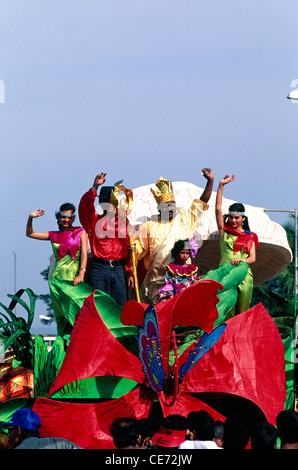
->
[167, 265, 198, 277]
[133, 200, 208, 304]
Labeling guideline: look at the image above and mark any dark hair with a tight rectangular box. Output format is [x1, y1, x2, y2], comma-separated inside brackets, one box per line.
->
[187, 410, 215, 441]
[162, 414, 189, 431]
[110, 417, 142, 449]
[138, 418, 161, 438]
[276, 409, 298, 445]
[223, 203, 250, 231]
[171, 239, 191, 260]
[21, 428, 41, 440]
[98, 186, 114, 202]
[214, 420, 224, 439]
[223, 414, 252, 449]
[55, 202, 76, 230]
[251, 421, 278, 449]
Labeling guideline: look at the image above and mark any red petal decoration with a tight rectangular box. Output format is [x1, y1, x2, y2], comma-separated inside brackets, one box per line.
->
[48, 292, 144, 397]
[34, 386, 155, 449]
[179, 303, 286, 425]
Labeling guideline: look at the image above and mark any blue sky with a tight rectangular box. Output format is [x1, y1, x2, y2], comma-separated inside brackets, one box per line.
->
[0, 1, 297, 334]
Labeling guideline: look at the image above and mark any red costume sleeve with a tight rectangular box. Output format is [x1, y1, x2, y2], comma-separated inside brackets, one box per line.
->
[78, 190, 98, 233]
[78, 190, 132, 276]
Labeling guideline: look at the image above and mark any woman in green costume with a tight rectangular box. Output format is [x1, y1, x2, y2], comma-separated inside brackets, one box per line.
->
[26, 203, 88, 336]
[215, 174, 259, 317]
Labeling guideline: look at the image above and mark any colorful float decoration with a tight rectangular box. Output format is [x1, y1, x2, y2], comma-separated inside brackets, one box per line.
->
[0, 182, 293, 448]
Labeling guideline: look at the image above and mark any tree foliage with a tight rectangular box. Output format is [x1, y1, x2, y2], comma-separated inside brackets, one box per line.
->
[37, 267, 55, 325]
[252, 214, 296, 338]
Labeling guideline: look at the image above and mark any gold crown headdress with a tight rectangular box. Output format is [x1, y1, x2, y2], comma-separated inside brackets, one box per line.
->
[151, 177, 175, 205]
[110, 180, 133, 214]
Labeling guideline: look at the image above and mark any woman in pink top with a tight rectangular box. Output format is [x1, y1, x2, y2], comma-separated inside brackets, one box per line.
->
[26, 202, 88, 336]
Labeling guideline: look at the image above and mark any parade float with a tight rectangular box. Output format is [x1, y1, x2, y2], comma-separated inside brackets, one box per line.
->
[0, 181, 293, 449]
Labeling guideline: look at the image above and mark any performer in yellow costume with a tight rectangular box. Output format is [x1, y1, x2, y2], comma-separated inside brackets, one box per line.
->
[133, 169, 214, 304]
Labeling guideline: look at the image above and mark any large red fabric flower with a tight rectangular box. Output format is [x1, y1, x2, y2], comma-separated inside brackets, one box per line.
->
[33, 280, 286, 449]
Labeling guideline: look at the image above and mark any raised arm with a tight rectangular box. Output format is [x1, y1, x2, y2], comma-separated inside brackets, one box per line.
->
[78, 172, 107, 229]
[91, 172, 107, 193]
[26, 210, 49, 240]
[215, 175, 236, 238]
[199, 168, 214, 203]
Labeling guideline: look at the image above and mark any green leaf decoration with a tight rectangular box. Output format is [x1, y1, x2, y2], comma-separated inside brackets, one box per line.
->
[11, 358, 23, 369]
[7, 288, 36, 330]
[0, 289, 36, 370]
[34, 335, 66, 397]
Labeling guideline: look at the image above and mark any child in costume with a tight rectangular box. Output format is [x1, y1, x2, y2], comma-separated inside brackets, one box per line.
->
[215, 174, 259, 316]
[158, 238, 200, 302]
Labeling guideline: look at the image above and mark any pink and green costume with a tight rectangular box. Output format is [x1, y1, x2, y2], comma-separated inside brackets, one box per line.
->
[219, 223, 259, 317]
[48, 227, 84, 336]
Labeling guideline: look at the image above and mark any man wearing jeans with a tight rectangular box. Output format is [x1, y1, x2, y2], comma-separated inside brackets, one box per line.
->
[79, 172, 133, 307]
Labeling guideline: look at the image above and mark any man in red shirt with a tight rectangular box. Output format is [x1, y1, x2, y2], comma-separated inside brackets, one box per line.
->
[79, 172, 133, 307]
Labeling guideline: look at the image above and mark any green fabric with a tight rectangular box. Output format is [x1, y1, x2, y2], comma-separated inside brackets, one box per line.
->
[50, 376, 138, 400]
[50, 242, 81, 281]
[49, 242, 81, 337]
[201, 262, 249, 325]
[0, 398, 32, 434]
[283, 334, 295, 410]
[48, 279, 138, 351]
[34, 335, 66, 397]
[218, 233, 253, 317]
[219, 232, 250, 265]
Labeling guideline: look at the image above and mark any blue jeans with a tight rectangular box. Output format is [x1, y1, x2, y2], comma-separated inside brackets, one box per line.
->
[88, 259, 128, 307]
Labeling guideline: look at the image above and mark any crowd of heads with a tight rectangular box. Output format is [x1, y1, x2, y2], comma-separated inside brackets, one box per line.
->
[109, 408, 298, 450]
[1, 402, 298, 449]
